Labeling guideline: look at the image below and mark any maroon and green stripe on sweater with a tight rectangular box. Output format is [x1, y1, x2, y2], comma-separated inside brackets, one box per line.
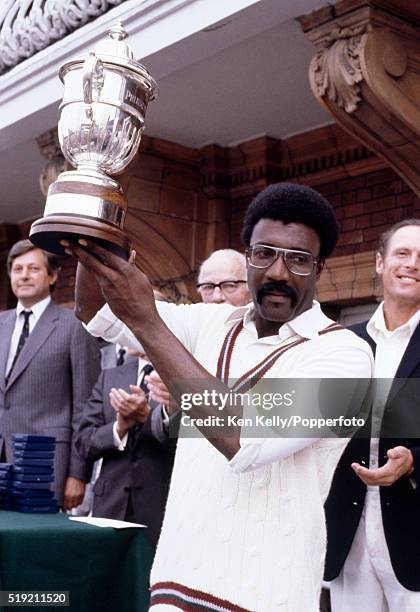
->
[150, 582, 251, 611]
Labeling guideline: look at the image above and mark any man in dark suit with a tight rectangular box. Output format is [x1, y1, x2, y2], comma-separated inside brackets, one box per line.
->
[325, 219, 420, 611]
[75, 357, 176, 551]
[0, 240, 101, 510]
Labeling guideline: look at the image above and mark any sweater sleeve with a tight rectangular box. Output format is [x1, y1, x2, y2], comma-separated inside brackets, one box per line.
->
[229, 335, 373, 473]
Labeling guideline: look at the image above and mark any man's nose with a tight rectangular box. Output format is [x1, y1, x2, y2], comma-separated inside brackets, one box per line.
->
[266, 253, 290, 280]
[211, 287, 226, 303]
[20, 267, 31, 278]
[404, 253, 419, 269]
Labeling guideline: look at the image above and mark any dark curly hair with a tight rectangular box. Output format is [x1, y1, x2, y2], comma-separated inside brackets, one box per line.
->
[241, 183, 339, 260]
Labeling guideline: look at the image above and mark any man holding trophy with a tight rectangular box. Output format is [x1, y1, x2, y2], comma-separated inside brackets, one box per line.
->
[30, 24, 373, 612]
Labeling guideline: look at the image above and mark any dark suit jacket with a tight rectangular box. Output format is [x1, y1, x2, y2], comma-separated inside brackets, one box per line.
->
[75, 360, 177, 550]
[0, 300, 101, 506]
[325, 319, 420, 590]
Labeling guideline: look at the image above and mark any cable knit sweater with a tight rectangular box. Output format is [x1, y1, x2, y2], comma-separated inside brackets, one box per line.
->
[87, 300, 373, 612]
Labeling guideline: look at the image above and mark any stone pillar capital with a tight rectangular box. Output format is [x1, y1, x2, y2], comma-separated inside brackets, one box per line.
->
[299, 0, 420, 196]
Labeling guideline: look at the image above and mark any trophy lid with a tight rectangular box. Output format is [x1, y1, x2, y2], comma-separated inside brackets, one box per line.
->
[94, 22, 134, 61]
[60, 22, 157, 100]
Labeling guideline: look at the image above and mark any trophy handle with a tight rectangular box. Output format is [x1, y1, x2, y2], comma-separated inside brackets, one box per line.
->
[82, 52, 104, 122]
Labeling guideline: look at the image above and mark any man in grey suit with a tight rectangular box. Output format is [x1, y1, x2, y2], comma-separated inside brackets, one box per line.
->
[0, 240, 100, 510]
[76, 356, 177, 550]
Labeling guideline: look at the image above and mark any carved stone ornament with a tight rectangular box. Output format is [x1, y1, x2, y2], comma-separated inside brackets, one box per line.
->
[153, 278, 193, 304]
[37, 128, 72, 197]
[0, 0, 127, 75]
[39, 157, 72, 198]
[310, 24, 368, 113]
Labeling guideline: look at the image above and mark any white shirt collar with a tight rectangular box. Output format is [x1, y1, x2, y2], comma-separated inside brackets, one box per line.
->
[367, 302, 420, 342]
[16, 295, 51, 321]
[225, 300, 332, 341]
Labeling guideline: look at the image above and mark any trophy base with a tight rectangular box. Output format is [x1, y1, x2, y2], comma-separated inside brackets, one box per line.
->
[30, 215, 131, 260]
[29, 171, 131, 259]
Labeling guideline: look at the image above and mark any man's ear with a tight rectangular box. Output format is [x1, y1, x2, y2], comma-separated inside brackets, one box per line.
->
[49, 270, 58, 286]
[376, 252, 383, 276]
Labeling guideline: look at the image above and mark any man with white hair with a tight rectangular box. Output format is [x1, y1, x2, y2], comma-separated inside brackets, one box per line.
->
[196, 249, 250, 307]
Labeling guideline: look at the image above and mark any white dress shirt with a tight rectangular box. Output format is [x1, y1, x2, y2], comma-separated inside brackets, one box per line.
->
[6, 296, 51, 376]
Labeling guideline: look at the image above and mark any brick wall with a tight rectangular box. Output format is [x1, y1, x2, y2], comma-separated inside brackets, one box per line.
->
[1, 125, 419, 309]
[229, 169, 419, 258]
[318, 170, 419, 257]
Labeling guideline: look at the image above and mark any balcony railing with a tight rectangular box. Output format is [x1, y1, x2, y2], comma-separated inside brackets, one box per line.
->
[0, 0, 127, 75]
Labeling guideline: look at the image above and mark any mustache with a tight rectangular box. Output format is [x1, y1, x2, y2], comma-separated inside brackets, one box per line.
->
[257, 282, 298, 307]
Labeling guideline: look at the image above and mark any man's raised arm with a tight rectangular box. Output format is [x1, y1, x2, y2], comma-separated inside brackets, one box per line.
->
[72, 244, 143, 325]
[64, 239, 242, 460]
[74, 257, 105, 323]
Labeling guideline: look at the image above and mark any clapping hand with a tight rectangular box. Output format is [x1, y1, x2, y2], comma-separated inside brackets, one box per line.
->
[145, 370, 179, 415]
[110, 385, 150, 437]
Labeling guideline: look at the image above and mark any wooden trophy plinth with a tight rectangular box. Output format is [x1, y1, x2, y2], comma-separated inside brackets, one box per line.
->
[30, 174, 131, 259]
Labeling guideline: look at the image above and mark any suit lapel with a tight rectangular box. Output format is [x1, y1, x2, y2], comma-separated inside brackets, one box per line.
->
[5, 301, 59, 390]
[394, 321, 420, 379]
[0, 310, 17, 392]
[387, 321, 420, 405]
[350, 321, 376, 356]
[351, 318, 420, 412]
[114, 360, 138, 386]
[104, 360, 138, 420]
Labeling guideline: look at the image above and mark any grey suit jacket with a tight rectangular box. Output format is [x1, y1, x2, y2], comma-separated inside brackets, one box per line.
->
[75, 360, 177, 550]
[0, 300, 101, 505]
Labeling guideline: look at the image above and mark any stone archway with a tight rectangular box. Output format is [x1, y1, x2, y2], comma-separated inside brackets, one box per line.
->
[124, 209, 196, 303]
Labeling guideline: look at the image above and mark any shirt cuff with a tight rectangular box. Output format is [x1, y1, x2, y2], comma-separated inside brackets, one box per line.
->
[112, 421, 128, 451]
[86, 304, 143, 353]
[86, 304, 118, 336]
[229, 437, 317, 473]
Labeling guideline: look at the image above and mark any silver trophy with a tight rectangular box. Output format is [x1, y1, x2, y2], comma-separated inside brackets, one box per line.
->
[30, 22, 157, 258]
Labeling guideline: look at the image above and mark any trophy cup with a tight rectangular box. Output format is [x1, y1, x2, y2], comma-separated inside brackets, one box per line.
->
[29, 22, 157, 258]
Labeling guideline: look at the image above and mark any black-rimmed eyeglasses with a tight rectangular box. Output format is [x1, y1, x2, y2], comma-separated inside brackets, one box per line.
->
[246, 244, 319, 276]
[196, 280, 247, 296]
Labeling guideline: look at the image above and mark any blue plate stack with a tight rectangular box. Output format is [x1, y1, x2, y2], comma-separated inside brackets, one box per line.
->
[7, 434, 58, 513]
[0, 463, 13, 506]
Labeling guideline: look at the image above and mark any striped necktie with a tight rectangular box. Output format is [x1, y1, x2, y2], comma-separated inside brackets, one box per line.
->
[127, 364, 154, 451]
[6, 310, 32, 383]
[116, 348, 126, 367]
[139, 364, 153, 395]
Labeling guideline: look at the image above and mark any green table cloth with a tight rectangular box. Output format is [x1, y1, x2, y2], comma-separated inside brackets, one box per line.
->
[0, 511, 153, 612]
